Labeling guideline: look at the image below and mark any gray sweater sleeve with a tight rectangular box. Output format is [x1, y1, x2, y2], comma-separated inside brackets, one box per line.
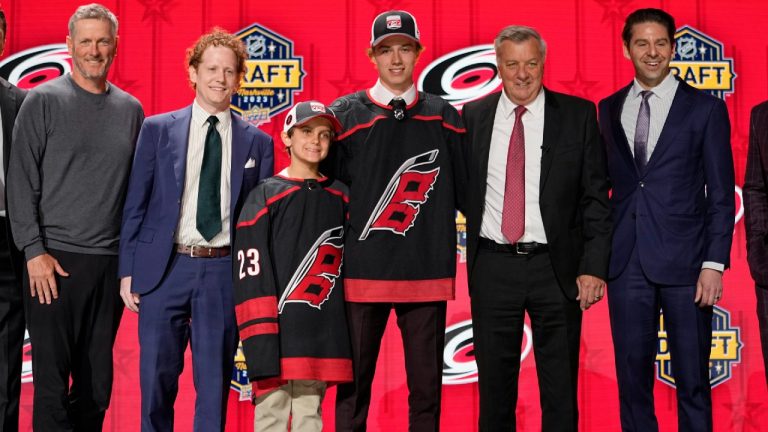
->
[8, 90, 47, 260]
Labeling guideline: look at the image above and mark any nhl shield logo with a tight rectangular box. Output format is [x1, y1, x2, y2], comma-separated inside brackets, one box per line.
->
[671, 26, 736, 99]
[232, 24, 306, 126]
[655, 305, 743, 388]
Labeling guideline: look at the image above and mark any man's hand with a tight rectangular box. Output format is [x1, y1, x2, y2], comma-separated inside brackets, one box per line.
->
[120, 277, 140, 313]
[576, 274, 606, 311]
[695, 268, 723, 307]
[27, 253, 69, 304]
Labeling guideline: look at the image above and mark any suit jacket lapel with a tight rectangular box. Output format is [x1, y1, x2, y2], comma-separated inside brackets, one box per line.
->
[169, 106, 192, 197]
[475, 93, 500, 189]
[540, 89, 562, 191]
[644, 80, 693, 172]
[609, 84, 638, 177]
[230, 114, 252, 218]
[0, 80, 18, 174]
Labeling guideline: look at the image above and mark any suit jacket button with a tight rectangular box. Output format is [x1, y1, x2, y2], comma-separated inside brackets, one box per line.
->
[639, 181, 645, 188]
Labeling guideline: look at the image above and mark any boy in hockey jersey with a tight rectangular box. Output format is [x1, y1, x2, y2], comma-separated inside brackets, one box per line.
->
[233, 101, 352, 431]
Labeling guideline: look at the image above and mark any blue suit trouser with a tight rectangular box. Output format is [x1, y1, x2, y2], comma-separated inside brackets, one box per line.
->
[138, 253, 237, 432]
[608, 247, 713, 432]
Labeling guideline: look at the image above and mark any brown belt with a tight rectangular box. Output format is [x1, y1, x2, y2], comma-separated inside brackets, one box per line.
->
[175, 244, 230, 258]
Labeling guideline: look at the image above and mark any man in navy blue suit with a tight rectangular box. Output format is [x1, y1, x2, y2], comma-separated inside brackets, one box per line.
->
[118, 29, 273, 431]
[598, 8, 734, 432]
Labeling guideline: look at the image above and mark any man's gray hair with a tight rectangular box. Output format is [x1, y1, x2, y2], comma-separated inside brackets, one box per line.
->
[68, 3, 118, 37]
[494, 25, 547, 60]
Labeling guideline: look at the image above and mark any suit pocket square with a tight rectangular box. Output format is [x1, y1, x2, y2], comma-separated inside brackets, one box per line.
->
[244, 158, 256, 169]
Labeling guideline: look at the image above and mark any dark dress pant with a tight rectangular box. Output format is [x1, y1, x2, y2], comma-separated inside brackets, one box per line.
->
[0, 217, 23, 431]
[470, 245, 582, 432]
[608, 247, 713, 432]
[335, 300, 446, 432]
[25, 249, 123, 431]
[138, 253, 237, 432]
[756, 284, 768, 388]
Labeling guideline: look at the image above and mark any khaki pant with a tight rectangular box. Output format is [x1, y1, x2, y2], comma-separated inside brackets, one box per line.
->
[254, 380, 327, 432]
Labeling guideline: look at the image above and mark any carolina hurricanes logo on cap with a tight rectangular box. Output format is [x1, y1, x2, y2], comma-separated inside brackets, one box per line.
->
[386, 15, 402, 29]
[309, 102, 325, 113]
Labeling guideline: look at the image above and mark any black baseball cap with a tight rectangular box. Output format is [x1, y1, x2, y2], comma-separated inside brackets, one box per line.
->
[370, 10, 420, 47]
[283, 101, 342, 134]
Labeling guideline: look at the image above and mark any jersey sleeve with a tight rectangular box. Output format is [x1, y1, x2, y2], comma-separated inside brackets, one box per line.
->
[442, 102, 468, 212]
[233, 185, 281, 381]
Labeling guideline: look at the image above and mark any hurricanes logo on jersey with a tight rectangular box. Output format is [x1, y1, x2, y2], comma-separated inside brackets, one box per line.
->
[278, 226, 344, 313]
[359, 150, 440, 241]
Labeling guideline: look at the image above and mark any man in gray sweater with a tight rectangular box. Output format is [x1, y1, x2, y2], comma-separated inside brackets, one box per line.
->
[6, 4, 143, 430]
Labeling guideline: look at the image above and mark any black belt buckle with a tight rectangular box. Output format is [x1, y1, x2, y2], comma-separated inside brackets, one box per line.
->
[515, 243, 531, 255]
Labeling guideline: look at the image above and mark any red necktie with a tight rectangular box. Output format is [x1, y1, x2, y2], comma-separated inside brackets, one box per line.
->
[501, 105, 526, 244]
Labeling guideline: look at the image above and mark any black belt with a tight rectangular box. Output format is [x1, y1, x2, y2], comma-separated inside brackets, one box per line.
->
[175, 244, 230, 258]
[478, 237, 548, 255]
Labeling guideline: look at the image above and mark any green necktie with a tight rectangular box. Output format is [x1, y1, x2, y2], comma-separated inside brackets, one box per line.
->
[196, 115, 222, 241]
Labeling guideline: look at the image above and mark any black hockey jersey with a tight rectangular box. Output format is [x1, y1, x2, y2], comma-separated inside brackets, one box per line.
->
[233, 174, 352, 395]
[325, 90, 466, 302]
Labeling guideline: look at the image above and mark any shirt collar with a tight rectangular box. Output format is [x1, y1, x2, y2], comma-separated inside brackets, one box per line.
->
[192, 99, 232, 129]
[499, 87, 545, 119]
[630, 71, 678, 99]
[369, 79, 417, 106]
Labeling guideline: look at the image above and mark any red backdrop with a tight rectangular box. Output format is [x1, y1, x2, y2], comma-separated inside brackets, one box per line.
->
[2, 0, 767, 430]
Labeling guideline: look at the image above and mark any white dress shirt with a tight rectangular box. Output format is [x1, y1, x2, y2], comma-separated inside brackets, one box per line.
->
[620, 71, 678, 160]
[620, 72, 723, 272]
[368, 80, 417, 105]
[480, 89, 547, 244]
[175, 100, 232, 247]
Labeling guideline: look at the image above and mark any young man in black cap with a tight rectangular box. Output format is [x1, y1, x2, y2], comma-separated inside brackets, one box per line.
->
[326, 10, 465, 431]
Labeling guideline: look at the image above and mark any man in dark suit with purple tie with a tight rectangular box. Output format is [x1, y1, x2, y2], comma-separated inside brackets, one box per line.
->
[743, 99, 768, 388]
[599, 8, 734, 432]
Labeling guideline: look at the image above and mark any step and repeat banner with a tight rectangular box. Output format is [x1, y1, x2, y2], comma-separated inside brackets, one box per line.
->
[2, 0, 767, 430]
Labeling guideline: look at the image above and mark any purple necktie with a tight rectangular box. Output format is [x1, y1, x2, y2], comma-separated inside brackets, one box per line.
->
[501, 105, 527, 244]
[633, 90, 653, 171]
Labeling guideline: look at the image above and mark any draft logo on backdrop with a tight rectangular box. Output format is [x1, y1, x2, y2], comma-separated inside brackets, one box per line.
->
[671, 26, 735, 99]
[655, 305, 743, 388]
[233, 24, 305, 126]
[231, 342, 252, 400]
[456, 211, 467, 263]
